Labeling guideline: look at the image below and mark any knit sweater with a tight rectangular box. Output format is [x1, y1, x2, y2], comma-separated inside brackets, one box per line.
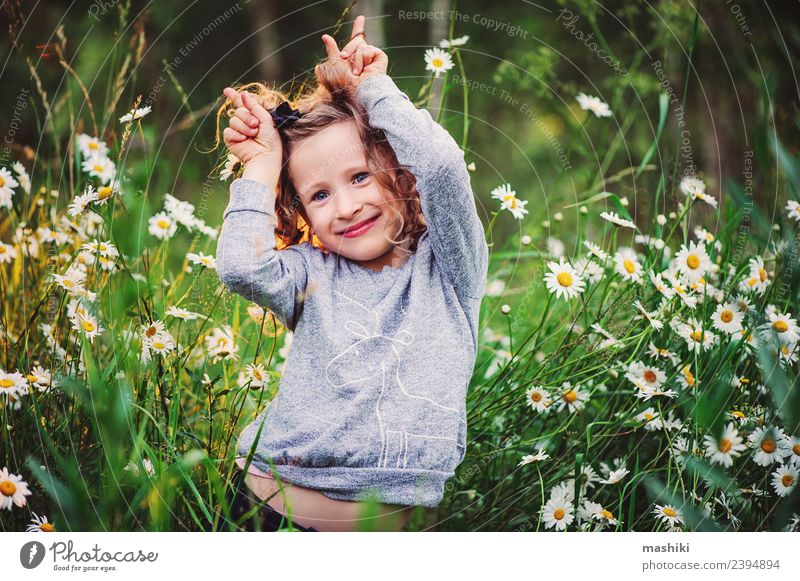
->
[216, 72, 489, 507]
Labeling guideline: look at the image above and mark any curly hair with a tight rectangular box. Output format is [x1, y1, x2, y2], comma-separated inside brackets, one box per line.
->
[214, 57, 426, 254]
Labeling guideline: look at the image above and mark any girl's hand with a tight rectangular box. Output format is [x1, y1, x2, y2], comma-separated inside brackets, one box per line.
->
[221, 87, 282, 166]
[321, 15, 388, 87]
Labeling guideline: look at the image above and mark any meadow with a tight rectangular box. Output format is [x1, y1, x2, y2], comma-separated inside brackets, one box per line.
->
[1, 1, 799, 532]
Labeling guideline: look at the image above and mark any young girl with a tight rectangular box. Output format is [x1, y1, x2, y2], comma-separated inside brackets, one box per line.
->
[216, 17, 488, 532]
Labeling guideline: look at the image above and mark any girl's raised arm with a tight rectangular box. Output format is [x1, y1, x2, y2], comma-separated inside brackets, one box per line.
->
[216, 89, 310, 331]
[355, 73, 489, 301]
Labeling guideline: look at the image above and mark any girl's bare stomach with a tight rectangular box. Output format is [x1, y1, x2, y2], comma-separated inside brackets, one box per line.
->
[235, 458, 413, 532]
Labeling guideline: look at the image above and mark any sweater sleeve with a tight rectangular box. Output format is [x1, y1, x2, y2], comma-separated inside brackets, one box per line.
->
[355, 73, 489, 301]
[215, 177, 309, 331]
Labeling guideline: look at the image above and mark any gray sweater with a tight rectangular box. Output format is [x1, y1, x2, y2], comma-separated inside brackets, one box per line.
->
[216, 73, 489, 507]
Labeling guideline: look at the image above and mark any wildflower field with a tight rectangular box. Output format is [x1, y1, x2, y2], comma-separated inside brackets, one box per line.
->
[2, 2, 800, 532]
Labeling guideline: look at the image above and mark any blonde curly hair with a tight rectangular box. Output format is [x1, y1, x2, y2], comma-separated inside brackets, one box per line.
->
[214, 57, 426, 253]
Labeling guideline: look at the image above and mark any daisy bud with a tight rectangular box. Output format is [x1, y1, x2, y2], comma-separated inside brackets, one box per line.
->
[609, 369, 619, 379]
[554, 212, 564, 221]
[467, 162, 476, 171]
[669, 212, 677, 219]
[654, 239, 665, 250]
[772, 223, 780, 231]
[657, 214, 666, 225]
[521, 235, 532, 245]
[620, 197, 629, 207]
[580, 205, 588, 214]
[501, 304, 511, 314]
[51, 189, 59, 198]
[534, 351, 545, 362]
[542, 220, 550, 228]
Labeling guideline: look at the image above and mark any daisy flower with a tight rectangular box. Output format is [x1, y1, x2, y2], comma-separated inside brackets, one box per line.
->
[26, 366, 54, 392]
[164, 194, 197, 228]
[741, 256, 770, 294]
[541, 496, 575, 531]
[0, 370, 28, 402]
[439, 35, 469, 48]
[554, 381, 588, 413]
[525, 385, 551, 412]
[614, 247, 642, 284]
[674, 241, 712, 283]
[26, 512, 56, 532]
[771, 464, 798, 497]
[786, 200, 800, 222]
[220, 153, 240, 181]
[93, 180, 119, 205]
[147, 331, 175, 356]
[679, 175, 706, 200]
[633, 300, 664, 330]
[186, 251, 217, 269]
[711, 302, 744, 335]
[760, 310, 800, 345]
[148, 212, 177, 240]
[518, 448, 549, 466]
[599, 467, 630, 485]
[81, 155, 116, 184]
[580, 500, 619, 527]
[704, 423, 746, 467]
[635, 407, 661, 430]
[424, 47, 454, 77]
[652, 504, 683, 528]
[76, 133, 109, 158]
[786, 436, 800, 466]
[67, 186, 98, 217]
[575, 257, 604, 284]
[0, 242, 18, 264]
[649, 271, 676, 300]
[241, 363, 268, 388]
[81, 239, 119, 259]
[124, 458, 155, 477]
[0, 467, 32, 510]
[490, 183, 529, 220]
[544, 257, 585, 300]
[0, 167, 20, 199]
[576, 93, 612, 118]
[11, 161, 30, 194]
[625, 360, 666, 390]
[206, 326, 239, 362]
[583, 240, 608, 262]
[590, 323, 620, 350]
[748, 426, 792, 466]
[119, 105, 152, 123]
[600, 211, 636, 229]
[71, 312, 104, 343]
[166, 306, 201, 321]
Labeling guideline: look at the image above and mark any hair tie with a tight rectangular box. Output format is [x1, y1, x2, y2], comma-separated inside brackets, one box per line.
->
[268, 101, 304, 129]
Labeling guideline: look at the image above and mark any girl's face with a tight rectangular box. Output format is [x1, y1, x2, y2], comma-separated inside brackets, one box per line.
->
[289, 120, 409, 271]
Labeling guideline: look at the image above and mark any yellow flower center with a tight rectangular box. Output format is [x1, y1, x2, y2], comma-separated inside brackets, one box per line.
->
[662, 507, 677, 517]
[145, 326, 157, 337]
[719, 438, 732, 453]
[720, 310, 733, 323]
[792, 443, 800, 455]
[643, 370, 657, 383]
[157, 218, 171, 229]
[81, 320, 96, 332]
[759, 268, 767, 282]
[0, 246, 6, 254]
[686, 255, 700, 269]
[152, 342, 165, 349]
[692, 330, 704, 341]
[0, 177, 4, 187]
[93, 164, 104, 173]
[553, 508, 565, 520]
[773, 320, 789, 333]
[731, 411, 745, 419]
[89, 142, 98, 150]
[530, 392, 542, 402]
[683, 369, 695, 385]
[644, 413, 654, 420]
[0, 379, 15, 388]
[601, 509, 614, 520]
[432, 58, 444, 68]
[27, 374, 38, 383]
[40, 523, 55, 532]
[0, 480, 16, 496]
[252, 369, 264, 380]
[563, 390, 577, 403]
[623, 259, 636, 274]
[782, 474, 795, 487]
[62, 278, 75, 288]
[557, 272, 573, 287]
[97, 186, 113, 199]
[761, 438, 776, 453]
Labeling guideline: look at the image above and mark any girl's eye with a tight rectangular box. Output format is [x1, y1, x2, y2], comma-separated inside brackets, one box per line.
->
[353, 172, 369, 184]
[311, 191, 328, 202]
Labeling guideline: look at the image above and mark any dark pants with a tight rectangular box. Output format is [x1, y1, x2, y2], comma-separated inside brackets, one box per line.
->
[223, 470, 318, 532]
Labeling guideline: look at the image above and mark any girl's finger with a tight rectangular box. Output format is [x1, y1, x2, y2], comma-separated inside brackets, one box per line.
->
[223, 127, 246, 143]
[241, 92, 274, 126]
[230, 116, 257, 136]
[352, 44, 365, 75]
[234, 106, 259, 127]
[321, 34, 340, 60]
[341, 14, 365, 58]
[223, 87, 243, 108]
